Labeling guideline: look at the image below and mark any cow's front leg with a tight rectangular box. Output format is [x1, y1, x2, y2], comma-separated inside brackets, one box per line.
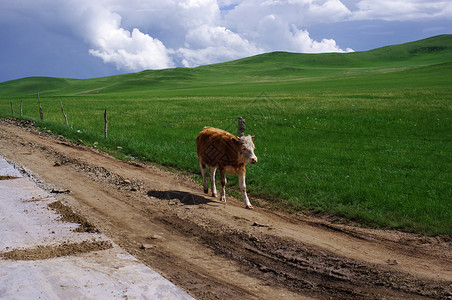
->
[209, 167, 217, 197]
[219, 169, 227, 202]
[200, 161, 208, 194]
[238, 170, 253, 209]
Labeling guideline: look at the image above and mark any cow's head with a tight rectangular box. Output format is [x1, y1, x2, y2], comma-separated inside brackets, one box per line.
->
[237, 135, 257, 164]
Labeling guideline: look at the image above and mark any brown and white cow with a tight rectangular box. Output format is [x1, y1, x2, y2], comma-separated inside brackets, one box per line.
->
[196, 127, 257, 209]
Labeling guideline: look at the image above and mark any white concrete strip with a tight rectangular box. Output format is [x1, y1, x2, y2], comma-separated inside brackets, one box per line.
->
[0, 157, 22, 178]
[0, 175, 99, 252]
[0, 156, 194, 300]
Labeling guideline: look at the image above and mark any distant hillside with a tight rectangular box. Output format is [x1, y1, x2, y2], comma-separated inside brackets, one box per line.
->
[0, 34, 451, 97]
[215, 34, 452, 69]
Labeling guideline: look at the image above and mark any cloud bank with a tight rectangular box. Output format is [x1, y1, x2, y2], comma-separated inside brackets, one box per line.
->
[2, 0, 451, 72]
[351, 0, 452, 21]
[81, 0, 355, 70]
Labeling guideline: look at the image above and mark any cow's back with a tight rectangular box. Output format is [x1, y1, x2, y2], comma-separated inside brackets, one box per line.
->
[197, 127, 240, 168]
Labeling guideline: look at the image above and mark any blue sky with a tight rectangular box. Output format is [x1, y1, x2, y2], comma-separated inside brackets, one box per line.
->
[0, 0, 451, 82]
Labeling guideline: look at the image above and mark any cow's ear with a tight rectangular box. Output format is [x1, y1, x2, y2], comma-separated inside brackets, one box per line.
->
[251, 135, 256, 140]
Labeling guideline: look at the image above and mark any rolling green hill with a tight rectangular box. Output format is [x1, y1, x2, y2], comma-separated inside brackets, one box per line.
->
[1, 35, 451, 236]
[1, 34, 451, 97]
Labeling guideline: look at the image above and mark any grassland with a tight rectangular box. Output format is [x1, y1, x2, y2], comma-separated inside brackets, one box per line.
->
[1, 35, 451, 235]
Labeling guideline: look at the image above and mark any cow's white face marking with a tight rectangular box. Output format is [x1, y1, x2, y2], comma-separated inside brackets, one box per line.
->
[239, 135, 257, 164]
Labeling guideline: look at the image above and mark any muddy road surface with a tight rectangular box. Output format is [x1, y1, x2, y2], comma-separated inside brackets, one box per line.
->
[1, 118, 450, 299]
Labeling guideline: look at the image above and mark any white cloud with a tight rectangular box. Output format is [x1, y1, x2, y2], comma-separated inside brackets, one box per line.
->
[0, 0, 175, 71]
[84, 0, 223, 69]
[290, 27, 354, 53]
[1, 0, 357, 72]
[177, 24, 263, 67]
[71, 2, 174, 71]
[225, 0, 351, 31]
[223, 0, 352, 53]
[71, 0, 355, 69]
[88, 28, 174, 71]
[2, 0, 452, 77]
[2, 0, 452, 82]
[91, 0, 263, 68]
[350, 0, 452, 21]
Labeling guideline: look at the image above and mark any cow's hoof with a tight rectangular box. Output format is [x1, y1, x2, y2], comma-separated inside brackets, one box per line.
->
[220, 196, 226, 202]
[203, 188, 208, 194]
[212, 192, 218, 197]
[245, 204, 253, 209]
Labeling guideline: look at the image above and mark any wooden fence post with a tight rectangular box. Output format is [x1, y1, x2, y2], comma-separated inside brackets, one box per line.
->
[60, 102, 69, 126]
[37, 92, 43, 121]
[238, 116, 246, 137]
[10, 102, 14, 116]
[20, 100, 23, 118]
[104, 109, 108, 139]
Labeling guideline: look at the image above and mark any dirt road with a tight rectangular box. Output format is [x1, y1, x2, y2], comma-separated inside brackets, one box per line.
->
[0, 118, 450, 299]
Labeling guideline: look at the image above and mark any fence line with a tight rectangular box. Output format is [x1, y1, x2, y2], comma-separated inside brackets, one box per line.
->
[3, 103, 450, 162]
[54, 106, 449, 140]
[2, 101, 450, 162]
[3, 103, 450, 153]
[90, 108, 451, 143]
[1, 103, 450, 201]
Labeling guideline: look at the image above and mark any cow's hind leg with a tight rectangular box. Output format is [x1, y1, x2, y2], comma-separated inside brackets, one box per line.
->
[209, 167, 217, 197]
[219, 169, 227, 202]
[200, 161, 208, 194]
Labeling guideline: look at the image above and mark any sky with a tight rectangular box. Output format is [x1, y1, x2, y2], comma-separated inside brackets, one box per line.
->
[0, 0, 451, 82]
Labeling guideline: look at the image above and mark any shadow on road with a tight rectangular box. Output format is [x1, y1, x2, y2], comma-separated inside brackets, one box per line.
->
[147, 190, 213, 205]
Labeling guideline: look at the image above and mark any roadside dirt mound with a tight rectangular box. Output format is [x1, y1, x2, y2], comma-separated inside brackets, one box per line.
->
[48, 200, 99, 233]
[1, 241, 113, 261]
[1, 118, 451, 299]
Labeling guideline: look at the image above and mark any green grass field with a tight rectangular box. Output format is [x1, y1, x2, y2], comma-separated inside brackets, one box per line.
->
[1, 35, 451, 235]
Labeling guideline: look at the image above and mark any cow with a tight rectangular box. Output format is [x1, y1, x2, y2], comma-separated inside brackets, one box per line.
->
[196, 127, 257, 209]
